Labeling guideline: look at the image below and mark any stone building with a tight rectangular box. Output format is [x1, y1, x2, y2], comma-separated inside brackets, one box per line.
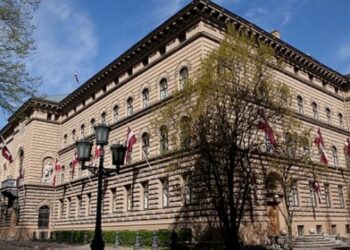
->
[1, 0, 350, 244]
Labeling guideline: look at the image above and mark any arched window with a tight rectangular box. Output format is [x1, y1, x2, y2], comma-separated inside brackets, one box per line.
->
[160, 78, 168, 100]
[113, 105, 119, 122]
[127, 97, 133, 116]
[72, 129, 76, 142]
[179, 67, 189, 90]
[326, 108, 332, 124]
[63, 134, 68, 145]
[312, 102, 318, 119]
[160, 126, 168, 154]
[296, 96, 303, 114]
[180, 116, 191, 148]
[90, 118, 95, 133]
[101, 112, 107, 123]
[38, 205, 50, 229]
[332, 146, 338, 167]
[141, 133, 150, 159]
[338, 113, 344, 128]
[142, 89, 149, 108]
[80, 124, 85, 138]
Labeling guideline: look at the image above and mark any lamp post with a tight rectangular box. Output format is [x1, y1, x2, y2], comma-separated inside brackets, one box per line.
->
[75, 123, 126, 250]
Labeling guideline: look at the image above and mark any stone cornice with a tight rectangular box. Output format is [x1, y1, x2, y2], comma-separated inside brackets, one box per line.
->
[57, 0, 348, 111]
[198, 1, 347, 88]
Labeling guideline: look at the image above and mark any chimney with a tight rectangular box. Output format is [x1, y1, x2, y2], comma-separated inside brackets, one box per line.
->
[271, 30, 281, 39]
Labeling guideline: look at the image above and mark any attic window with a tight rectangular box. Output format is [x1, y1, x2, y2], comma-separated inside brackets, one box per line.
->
[127, 68, 133, 76]
[142, 57, 149, 66]
[293, 66, 299, 74]
[92, 93, 95, 100]
[308, 74, 314, 81]
[47, 113, 52, 120]
[102, 86, 107, 93]
[159, 46, 166, 56]
[178, 33, 186, 43]
[82, 100, 85, 106]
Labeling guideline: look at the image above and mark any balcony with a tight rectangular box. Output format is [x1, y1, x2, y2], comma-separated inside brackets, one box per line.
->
[0, 179, 17, 198]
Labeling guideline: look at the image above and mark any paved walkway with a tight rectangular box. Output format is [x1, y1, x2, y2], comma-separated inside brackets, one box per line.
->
[0, 241, 151, 250]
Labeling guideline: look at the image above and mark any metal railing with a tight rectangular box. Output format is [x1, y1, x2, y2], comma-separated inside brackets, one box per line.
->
[1, 179, 17, 189]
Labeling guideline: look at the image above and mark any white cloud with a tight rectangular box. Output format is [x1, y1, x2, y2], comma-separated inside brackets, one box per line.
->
[28, 0, 98, 95]
[338, 45, 350, 62]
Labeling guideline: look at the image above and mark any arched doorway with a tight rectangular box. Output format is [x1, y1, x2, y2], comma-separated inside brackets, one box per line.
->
[38, 205, 50, 229]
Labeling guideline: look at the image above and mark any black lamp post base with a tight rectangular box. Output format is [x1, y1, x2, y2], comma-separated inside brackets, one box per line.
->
[90, 237, 105, 250]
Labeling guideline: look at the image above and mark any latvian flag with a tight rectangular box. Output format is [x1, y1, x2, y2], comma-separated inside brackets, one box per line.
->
[314, 128, 328, 165]
[70, 151, 78, 177]
[344, 138, 350, 157]
[94, 145, 102, 159]
[125, 126, 137, 164]
[2, 145, 13, 163]
[257, 112, 277, 147]
[52, 159, 61, 187]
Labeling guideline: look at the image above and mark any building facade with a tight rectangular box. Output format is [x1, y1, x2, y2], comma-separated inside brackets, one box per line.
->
[1, 0, 350, 244]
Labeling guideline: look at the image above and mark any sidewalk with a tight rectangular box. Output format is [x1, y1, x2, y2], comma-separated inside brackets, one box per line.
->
[0, 241, 151, 250]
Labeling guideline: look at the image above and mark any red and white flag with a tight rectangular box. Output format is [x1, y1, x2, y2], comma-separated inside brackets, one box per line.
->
[314, 128, 328, 165]
[125, 126, 137, 163]
[1, 145, 13, 163]
[257, 112, 276, 147]
[94, 145, 102, 159]
[70, 151, 78, 178]
[344, 138, 350, 157]
[52, 159, 62, 187]
[314, 181, 322, 203]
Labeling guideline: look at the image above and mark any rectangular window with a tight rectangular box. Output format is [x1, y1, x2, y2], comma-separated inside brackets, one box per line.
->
[76, 195, 82, 216]
[184, 175, 193, 206]
[316, 225, 322, 235]
[324, 184, 331, 208]
[143, 182, 149, 210]
[346, 224, 350, 234]
[331, 224, 337, 235]
[290, 180, 299, 207]
[110, 188, 117, 213]
[126, 185, 132, 211]
[59, 199, 64, 218]
[162, 179, 169, 208]
[338, 185, 345, 208]
[297, 225, 304, 236]
[86, 193, 91, 216]
[309, 182, 317, 207]
[66, 198, 71, 218]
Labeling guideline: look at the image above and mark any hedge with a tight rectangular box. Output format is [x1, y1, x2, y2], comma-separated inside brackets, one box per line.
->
[51, 228, 192, 247]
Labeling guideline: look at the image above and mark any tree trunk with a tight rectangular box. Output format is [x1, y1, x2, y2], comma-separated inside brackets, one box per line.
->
[287, 222, 294, 250]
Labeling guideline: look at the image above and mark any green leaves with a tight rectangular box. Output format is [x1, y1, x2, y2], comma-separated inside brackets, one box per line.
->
[0, 0, 41, 113]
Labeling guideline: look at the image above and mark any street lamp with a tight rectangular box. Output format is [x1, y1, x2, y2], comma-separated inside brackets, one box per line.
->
[75, 123, 126, 250]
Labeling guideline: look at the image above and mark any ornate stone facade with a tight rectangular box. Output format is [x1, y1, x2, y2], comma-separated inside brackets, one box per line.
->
[1, 0, 350, 243]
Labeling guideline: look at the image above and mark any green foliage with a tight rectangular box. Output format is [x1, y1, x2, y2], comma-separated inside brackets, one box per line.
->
[0, 0, 41, 113]
[51, 229, 188, 247]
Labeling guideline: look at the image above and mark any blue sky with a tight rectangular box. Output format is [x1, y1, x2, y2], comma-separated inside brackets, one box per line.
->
[1, 0, 350, 127]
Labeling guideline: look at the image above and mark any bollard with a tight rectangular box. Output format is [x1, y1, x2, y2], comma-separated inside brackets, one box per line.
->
[133, 232, 141, 250]
[83, 232, 88, 244]
[151, 231, 158, 250]
[114, 232, 121, 249]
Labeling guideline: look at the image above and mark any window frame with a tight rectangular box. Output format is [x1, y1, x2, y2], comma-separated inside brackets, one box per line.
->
[127, 97, 133, 116]
[142, 88, 150, 108]
[159, 78, 168, 100]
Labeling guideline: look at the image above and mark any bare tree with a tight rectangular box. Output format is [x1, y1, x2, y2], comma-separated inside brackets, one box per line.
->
[156, 25, 300, 249]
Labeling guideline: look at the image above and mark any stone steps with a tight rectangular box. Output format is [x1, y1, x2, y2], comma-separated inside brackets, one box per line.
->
[293, 235, 340, 250]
